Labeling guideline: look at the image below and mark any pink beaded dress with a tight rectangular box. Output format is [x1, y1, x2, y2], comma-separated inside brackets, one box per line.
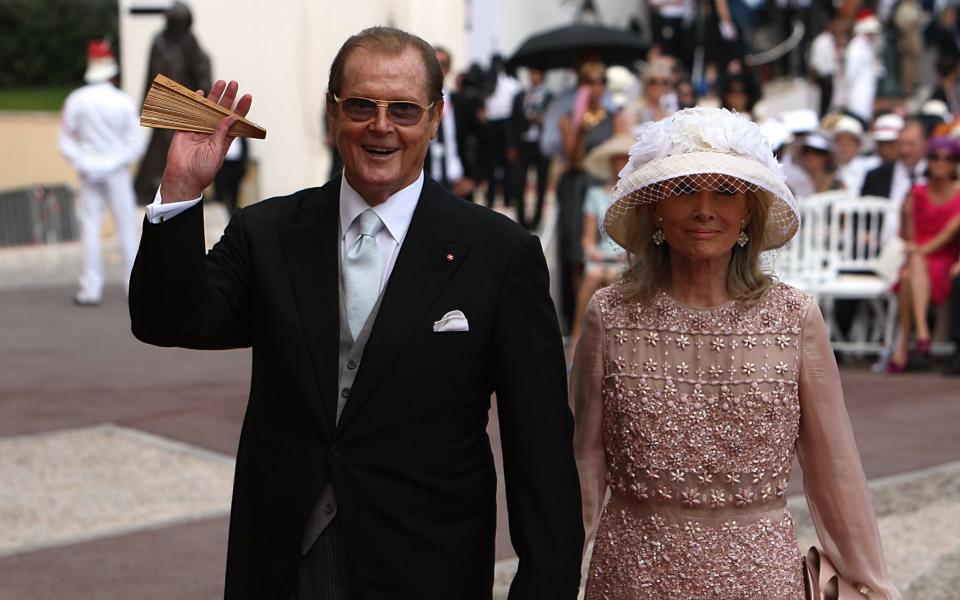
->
[572, 282, 900, 599]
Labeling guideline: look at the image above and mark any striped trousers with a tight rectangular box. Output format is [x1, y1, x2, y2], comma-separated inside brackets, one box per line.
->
[293, 516, 355, 600]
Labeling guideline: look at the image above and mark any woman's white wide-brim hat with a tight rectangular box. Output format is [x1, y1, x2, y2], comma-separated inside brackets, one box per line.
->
[584, 134, 635, 181]
[603, 107, 800, 252]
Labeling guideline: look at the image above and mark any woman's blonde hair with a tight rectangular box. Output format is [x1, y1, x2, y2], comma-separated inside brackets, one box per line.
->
[618, 190, 774, 305]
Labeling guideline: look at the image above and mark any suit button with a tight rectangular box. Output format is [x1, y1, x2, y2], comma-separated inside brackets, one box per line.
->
[341, 388, 350, 398]
[346, 360, 357, 370]
[324, 503, 335, 514]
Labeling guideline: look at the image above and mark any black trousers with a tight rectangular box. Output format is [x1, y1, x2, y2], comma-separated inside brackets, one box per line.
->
[516, 141, 550, 231]
[294, 516, 354, 600]
[816, 74, 833, 118]
[483, 119, 515, 207]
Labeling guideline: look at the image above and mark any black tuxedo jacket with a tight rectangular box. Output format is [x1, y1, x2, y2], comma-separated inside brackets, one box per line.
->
[129, 176, 583, 599]
[860, 161, 895, 198]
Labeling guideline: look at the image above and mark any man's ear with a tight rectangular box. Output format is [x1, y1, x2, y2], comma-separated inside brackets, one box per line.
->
[429, 98, 444, 140]
[325, 92, 337, 134]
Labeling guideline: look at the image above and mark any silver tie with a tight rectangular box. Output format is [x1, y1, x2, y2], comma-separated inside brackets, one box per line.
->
[343, 209, 385, 339]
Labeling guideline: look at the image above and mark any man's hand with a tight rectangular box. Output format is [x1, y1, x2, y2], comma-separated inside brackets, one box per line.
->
[160, 80, 253, 203]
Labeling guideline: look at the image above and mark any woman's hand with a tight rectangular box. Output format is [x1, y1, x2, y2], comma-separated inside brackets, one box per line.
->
[160, 80, 253, 203]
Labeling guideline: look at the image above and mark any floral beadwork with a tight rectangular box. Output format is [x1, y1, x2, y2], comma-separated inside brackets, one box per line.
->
[586, 282, 813, 600]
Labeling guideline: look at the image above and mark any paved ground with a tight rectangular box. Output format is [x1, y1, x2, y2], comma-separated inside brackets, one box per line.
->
[1, 276, 958, 598]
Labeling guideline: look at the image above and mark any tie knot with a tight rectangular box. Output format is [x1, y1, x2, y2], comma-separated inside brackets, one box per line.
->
[357, 209, 384, 237]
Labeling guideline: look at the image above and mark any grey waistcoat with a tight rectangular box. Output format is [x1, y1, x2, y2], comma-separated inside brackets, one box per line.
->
[301, 234, 387, 554]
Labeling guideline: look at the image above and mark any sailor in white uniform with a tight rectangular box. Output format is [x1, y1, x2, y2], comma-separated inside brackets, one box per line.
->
[58, 40, 144, 305]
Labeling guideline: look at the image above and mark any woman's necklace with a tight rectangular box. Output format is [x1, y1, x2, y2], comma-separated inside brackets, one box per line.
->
[582, 108, 607, 128]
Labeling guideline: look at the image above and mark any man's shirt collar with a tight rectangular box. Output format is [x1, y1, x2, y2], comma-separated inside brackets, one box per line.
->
[339, 171, 424, 244]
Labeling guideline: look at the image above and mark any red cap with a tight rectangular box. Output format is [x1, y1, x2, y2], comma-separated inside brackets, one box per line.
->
[87, 40, 114, 61]
[856, 8, 875, 21]
[84, 39, 118, 83]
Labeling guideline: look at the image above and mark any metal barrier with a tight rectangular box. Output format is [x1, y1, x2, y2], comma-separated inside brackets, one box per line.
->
[0, 185, 79, 246]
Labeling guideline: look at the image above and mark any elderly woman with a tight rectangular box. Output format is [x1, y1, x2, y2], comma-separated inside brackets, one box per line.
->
[572, 108, 899, 599]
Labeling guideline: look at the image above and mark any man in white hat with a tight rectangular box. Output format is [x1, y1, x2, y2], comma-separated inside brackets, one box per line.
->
[843, 12, 884, 123]
[58, 40, 145, 305]
[870, 112, 905, 165]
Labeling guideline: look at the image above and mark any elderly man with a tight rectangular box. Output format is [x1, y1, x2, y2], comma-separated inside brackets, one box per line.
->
[861, 117, 928, 242]
[129, 27, 582, 599]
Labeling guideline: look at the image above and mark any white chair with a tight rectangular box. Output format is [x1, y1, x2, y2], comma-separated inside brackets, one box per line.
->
[771, 191, 845, 294]
[814, 196, 900, 356]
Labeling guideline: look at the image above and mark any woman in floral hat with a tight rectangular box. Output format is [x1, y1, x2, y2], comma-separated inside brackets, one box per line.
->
[571, 107, 899, 599]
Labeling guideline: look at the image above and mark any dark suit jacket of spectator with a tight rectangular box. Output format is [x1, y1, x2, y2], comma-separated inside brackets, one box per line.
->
[861, 161, 896, 198]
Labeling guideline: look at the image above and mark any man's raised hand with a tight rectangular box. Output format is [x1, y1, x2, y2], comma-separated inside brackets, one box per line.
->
[159, 80, 253, 203]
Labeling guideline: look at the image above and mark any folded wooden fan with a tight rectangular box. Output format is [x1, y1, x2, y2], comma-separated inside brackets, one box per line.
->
[140, 74, 267, 139]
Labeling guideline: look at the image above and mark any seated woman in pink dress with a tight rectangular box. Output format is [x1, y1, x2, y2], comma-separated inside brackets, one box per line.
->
[571, 107, 899, 599]
[889, 136, 960, 371]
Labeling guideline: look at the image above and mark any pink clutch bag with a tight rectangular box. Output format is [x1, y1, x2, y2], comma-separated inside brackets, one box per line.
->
[803, 547, 870, 600]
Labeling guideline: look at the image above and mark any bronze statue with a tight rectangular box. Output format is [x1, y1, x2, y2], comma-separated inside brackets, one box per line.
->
[134, 1, 212, 205]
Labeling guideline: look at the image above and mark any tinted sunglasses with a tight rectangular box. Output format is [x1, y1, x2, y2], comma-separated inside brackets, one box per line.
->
[927, 153, 958, 162]
[333, 94, 435, 126]
[646, 78, 671, 86]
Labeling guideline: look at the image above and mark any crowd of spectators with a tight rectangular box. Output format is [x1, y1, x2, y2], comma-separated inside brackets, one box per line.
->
[401, 2, 960, 375]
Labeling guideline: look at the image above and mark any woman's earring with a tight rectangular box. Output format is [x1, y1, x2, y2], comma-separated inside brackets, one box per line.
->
[653, 219, 665, 246]
[737, 220, 749, 248]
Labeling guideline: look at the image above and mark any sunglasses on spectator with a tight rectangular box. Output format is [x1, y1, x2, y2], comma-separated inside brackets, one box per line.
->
[646, 78, 671, 86]
[333, 94, 435, 126]
[927, 153, 958, 162]
[584, 77, 607, 86]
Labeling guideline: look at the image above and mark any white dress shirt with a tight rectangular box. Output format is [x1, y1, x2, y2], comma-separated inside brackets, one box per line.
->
[809, 31, 838, 77]
[484, 72, 522, 121]
[843, 34, 881, 122]
[339, 172, 422, 289]
[146, 171, 424, 291]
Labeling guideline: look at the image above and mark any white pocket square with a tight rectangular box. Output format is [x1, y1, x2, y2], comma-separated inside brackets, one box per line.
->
[433, 310, 469, 332]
